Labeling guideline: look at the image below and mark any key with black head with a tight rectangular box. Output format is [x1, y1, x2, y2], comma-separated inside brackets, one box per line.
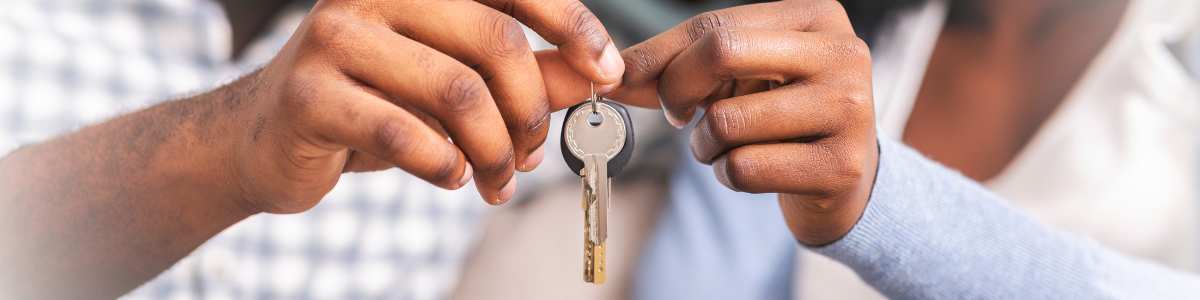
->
[560, 87, 634, 285]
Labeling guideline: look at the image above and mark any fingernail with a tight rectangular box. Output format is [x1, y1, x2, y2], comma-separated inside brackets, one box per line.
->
[519, 145, 545, 172]
[495, 176, 518, 205]
[456, 164, 473, 188]
[598, 43, 624, 83]
[661, 103, 688, 129]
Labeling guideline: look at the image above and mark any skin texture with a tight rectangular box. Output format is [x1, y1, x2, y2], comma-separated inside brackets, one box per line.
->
[0, 0, 622, 298]
[599, 0, 879, 246]
[0, 84, 258, 299]
[242, 0, 626, 209]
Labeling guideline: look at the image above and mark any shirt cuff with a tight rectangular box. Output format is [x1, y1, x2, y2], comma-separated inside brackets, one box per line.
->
[807, 138, 922, 277]
[803, 138, 1022, 296]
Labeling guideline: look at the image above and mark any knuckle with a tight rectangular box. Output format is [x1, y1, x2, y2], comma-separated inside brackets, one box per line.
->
[430, 149, 460, 184]
[843, 89, 873, 118]
[374, 118, 415, 162]
[837, 101, 872, 130]
[625, 47, 660, 75]
[482, 15, 531, 59]
[409, 48, 438, 75]
[848, 36, 871, 58]
[305, 10, 358, 49]
[478, 148, 516, 176]
[438, 71, 488, 114]
[831, 80, 873, 125]
[686, 11, 731, 41]
[823, 36, 873, 120]
[817, 143, 865, 196]
[720, 148, 760, 193]
[830, 35, 871, 65]
[703, 29, 743, 79]
[832, 78, 872, 107]
[517, 109, 551, 135]
[703, 101, 746, 147]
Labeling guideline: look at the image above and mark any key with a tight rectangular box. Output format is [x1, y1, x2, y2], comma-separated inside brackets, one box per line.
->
[560, 86, 634, 285]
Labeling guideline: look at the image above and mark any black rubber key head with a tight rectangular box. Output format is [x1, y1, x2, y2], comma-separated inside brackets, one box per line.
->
[560, 99, 635, 178]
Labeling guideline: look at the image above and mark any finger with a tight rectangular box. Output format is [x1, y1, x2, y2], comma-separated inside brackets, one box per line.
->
[343, 151, 394, 173]
[303, 77, 471, 190]
[323, 20, 517, 204]
[612, 1, 855, 113]
[344, 91, 454, 173]
[534, 49, 624, 111]
[733, 80, 770, 97]
[711, 142, 863, 196]
[476, 0, 624, 83]
[690, 84, 869, 163]
[659, 29, 869, 126]
[535, 46, 657, 109]
[385, 1, 551, 172]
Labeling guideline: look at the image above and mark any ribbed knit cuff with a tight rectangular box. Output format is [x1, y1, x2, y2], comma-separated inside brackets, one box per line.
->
[803, 139, 1126, 298]
[808, 138, 928, 284]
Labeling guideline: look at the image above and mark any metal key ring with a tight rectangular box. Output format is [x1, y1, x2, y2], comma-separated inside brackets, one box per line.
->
[589, 82, 598, 112]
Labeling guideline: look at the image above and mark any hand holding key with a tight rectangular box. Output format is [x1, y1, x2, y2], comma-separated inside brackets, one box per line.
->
[541, 0, 879, 246]
[230, 0, 625, 213]
[624, 0, 877, 246]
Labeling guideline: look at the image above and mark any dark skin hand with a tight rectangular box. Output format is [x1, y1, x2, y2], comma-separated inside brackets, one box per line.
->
[590, 0, 1127, 246]
[0, 0, 622, 298]
[652, 0, 877, 247]
[549, 0, 879, 246]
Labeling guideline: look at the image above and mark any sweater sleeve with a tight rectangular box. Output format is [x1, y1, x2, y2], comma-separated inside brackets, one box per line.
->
[810, 138, 1200, 299]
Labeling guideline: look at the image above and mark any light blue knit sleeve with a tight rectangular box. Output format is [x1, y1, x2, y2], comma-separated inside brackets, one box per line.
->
[811, 138, 1200, 299]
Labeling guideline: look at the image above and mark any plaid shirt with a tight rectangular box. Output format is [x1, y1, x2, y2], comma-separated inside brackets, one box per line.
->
[1, 1, 487, 299]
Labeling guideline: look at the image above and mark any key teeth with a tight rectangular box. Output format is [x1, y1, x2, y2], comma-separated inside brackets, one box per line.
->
[583, 240, 606, 285]
[583, 240, 594, 283]
[594, 243, 606, 284]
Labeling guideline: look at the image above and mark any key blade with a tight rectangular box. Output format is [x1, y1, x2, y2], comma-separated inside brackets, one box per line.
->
[585, 160, 598, 192]
[581, 156, 600, 243]
[584, 154, 609, 242]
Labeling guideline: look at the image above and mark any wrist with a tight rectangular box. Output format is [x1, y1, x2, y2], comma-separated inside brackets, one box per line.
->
[779, 193, 870, 246]
[209, 70, 271, 216]
[782, 139, 880, 246]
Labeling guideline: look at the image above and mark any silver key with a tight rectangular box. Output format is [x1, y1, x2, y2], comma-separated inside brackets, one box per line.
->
[561, 86, 634, 284]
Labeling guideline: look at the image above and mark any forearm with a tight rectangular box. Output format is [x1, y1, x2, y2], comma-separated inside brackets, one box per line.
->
[812, 138, 1200, 298]
[0, 74, 260, 299]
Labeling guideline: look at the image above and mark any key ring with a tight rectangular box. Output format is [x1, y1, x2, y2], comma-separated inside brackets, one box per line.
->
[589, 82, 598, 112]
[586, 82, 604, 126]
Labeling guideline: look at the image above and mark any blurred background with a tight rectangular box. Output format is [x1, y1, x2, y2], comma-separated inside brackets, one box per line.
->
[1, 0, 1197, 299]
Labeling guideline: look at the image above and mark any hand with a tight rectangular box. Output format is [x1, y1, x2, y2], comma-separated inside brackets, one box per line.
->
[231, 0, 623, 213]
[609, 0, 878, 245]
